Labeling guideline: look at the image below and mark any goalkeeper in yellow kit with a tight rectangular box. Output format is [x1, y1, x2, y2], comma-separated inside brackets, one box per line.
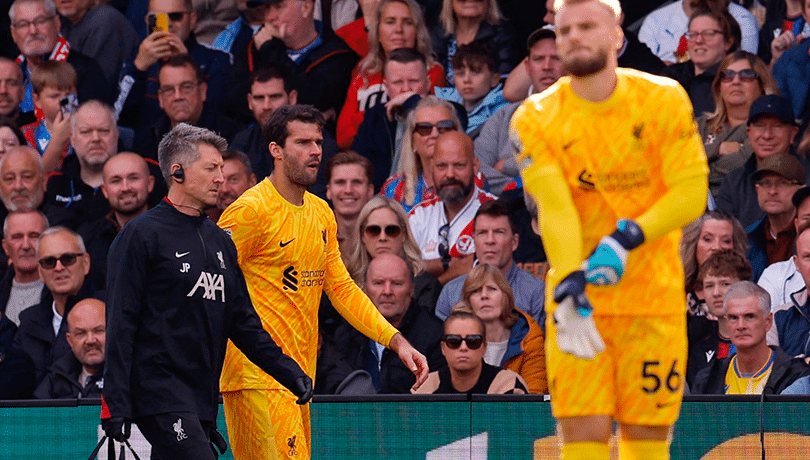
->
[510, 1, 709, 459]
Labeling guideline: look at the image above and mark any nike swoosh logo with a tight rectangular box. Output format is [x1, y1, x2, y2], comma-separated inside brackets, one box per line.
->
[175, 251, 190, 258]
[280, 239, 295, 248]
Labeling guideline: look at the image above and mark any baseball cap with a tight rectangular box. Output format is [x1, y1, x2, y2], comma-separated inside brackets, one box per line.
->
[747, 95, 796, 126]
[752, 153, 805, 184]
[793, 186, 810, 207]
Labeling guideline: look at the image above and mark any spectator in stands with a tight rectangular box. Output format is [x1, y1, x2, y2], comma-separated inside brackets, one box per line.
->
[454, 263, 546, 394]
[759, 0, 805, 65]
[435, 41, 507, 137]
[382, 96, 461, 213]
[231, 65, 297, 181]
[56, 0, 138, 88]
[133, 54, 240, 159]
[435, 200, 544, 325]
[700, 51, 779, 198]
[412, 310, 528, 394]
[746, 153, 805, 280]
[325, 151, 374, 253]
[34, 297, 104, 398]
[693, 281, 810, 394]
[14, 226, 95, 383]
[77, 153, 155, 290]
[432, 0, 518, 81]
[336, 0, 445, 150]
[0, 210, 48, 328]
[687, 249, 752, 389]
[478, 27, 563, 195]
[717, 95, 806, 228]
[681, 211, 748, 314]
[769, 221, 810, 356]
[772, 1, 810, 122]
[663, 8, 740, 116]
[758, 186, 810, 306]
[118, 0, 231, 129]
[208, 149, 256, 223]
[409, 131, 495, 285]
[225, 0, 359, 124]
[9, 0, 111, 113]
[0, 309, 36, 399]
[0, 120, 26, 158]
[19, 61, 76, 173]
[211, 0, 268, 55]
[638, 0, 758, 64]
[319, 253, 445, 393]
[0, 58, 34, 128]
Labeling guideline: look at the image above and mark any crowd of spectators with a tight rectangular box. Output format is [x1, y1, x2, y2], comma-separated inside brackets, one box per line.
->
[5, 0, 810, 399]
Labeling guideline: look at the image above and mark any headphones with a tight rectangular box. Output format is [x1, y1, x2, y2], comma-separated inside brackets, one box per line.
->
[171, 165, 185, 183]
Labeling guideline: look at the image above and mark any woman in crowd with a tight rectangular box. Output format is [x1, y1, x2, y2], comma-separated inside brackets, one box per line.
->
[0, 119, 25, 158]
[433, 0, 518, 82]
[680, 211, 748, 314]
[456, 264, 546, 394]
[698, 51, 778, 197]
[665, 9, 741, 115]
[336, 0, 446, 149]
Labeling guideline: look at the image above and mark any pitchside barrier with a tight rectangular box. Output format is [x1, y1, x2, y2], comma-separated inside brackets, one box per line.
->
[1, 395, 809, 459]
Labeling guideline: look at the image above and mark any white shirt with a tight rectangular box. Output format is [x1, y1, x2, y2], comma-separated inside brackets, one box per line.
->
[484, 340, 508, 367]
[51, 301, 62, 337]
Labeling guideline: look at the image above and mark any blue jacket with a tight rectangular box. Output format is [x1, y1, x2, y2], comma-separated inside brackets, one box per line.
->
[745, 217, 770, 282]
[772, 288, 810, 357]
[773, 38, 810, 121]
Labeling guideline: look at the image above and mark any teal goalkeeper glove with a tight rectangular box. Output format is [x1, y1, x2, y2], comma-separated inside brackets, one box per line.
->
[585, 219, 645, 286]
[553, 271, 605, 360]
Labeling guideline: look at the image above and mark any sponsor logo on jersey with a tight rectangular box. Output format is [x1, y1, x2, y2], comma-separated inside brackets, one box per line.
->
[578, 169, 595, 191]
[283, 265, 325, 291]
[456, 234, 474, 254]
[288, 435, 297, 456]
[706, 350, 715, 362]
[217, 251, 226, 269]
[283, 266, 298, 291]
[187, 271, 225, 301]
[280, 238, 295, 248]
[173, 418, 188, 442]
[175, 251, 190, 258]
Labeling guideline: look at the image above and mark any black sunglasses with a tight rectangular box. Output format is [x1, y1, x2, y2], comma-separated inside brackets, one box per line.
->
[38, 252, 83, 270]
[720, 68, 758, 82]
[364, 224, 402, 238]
[443, 334, 484, 350]
[413, 120, 456, 136]
[166, 11, 189, 21]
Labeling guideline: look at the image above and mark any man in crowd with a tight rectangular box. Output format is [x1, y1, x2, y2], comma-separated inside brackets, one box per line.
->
[0, 210, 48, 326]
[0, 57, 34, 128]
[324, 151, 374, 253]
[208, 149, 256, 222]
[693, 281, 810, 394]
[769, 221, 810, 357]
[409, 131, 495, 285]
[34, 297, 105, 398]
[435, 200, 545, 325]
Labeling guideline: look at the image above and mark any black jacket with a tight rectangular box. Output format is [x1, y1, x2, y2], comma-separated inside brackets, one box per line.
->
[0, 266, 15, 316]
[432, 21, 520, 76]
[103, 200, 305, 421]
[663, 60, 719, 117]
[33, 352, 103, 399]
[318, 301, 445, 394]
[619, 29, 666, 75]
[0, 315, 36, 399]
[692, 346, 810, 395]
[77, 212, 121, 291]
[132, 106, 241, 160]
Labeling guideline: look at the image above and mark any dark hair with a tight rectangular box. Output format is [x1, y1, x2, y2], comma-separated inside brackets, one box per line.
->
[221, 149, 253, 176]
[688, 8, 741, 55]
[444, 310, 486, 339]
[451, 41, 499, 74]
[160, 54, 205, 84]
[249, 64, 296, 94]
[474, 199, 518, 235]
[325, 151, 374, 185]
[527, 27, 555, 50]
[384, 47, 427, 71]
[0, 117, 26, 145]
[262, 105, 325, 148]
[696, 249, 753, 283]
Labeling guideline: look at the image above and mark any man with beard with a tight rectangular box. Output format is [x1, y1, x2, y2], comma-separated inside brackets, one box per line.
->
[409, 131, 496, 285]
[0, 58, 35, 128]
[510, 1, 709, 459]
[77, 153, 155, 290]
[218, 105, 428, 460]
[34, 297, 105, 398]
[207, 149, 256, 222]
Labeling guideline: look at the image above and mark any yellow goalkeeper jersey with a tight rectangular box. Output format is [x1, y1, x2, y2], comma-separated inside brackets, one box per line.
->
[511, 68, 709, 317]
[218, 179, 398, 391]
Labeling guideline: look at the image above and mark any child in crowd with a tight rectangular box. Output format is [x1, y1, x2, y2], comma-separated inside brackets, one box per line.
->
[20, 61, 77, 173]
[435, 41, 507, 137]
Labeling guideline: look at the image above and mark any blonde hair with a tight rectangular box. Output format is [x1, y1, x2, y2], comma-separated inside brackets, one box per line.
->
[552, 0, 622, 21]
[440, 0, 501, 36]
[680, 211, 748, 293]
[345, 196, 424, 285]
[461, 264, 518, 328]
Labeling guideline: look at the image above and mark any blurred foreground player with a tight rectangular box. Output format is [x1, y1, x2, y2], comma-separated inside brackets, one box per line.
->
[510, 0, 709, 459]
[218, 105, 429, 459]
[102, 124, 312, 459]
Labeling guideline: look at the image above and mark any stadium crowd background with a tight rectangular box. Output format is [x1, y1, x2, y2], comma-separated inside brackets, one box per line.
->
[3, 0, 810, 403]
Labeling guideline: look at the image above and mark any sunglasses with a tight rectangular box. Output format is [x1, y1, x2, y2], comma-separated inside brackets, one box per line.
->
[364, 224, 402, 238]
[443, 334, 484, 349]
[720, 68, 758, 82]
[413, 120, 456, 136]
[38, 252, 83, 270]
[166, 11, 189, 21]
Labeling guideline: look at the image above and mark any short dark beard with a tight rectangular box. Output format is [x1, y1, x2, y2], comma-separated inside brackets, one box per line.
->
[564, 48, 609, 77]
[284, 160, 318, 187]
[438, 179, 474, 206]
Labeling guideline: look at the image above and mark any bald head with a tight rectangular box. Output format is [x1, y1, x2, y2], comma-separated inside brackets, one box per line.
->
[102, 152, 154, 216]
[0, 146, 45, 211]
[66, 297, 106, 371]
[432, 131, 478, 206]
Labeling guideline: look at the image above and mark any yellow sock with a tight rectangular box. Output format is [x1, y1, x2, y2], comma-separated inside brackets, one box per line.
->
[561, 442, 609, 460]
[619, 439, 669, 460]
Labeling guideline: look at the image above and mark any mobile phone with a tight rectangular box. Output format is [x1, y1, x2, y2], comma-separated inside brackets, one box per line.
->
[147, 12, 169, 34]
[59, 94, 78, 118]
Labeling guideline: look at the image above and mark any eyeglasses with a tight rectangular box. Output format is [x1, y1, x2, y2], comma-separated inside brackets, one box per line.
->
[720, 68, 758, 83]
[413, 120, 456, 136]
[442, 334, 484, 349]
[158, 81, 200, 97]
[38, 253, 84, 270]
[438, 223, 450, 265]
[12, 15, 55, 30]
[755, 179, 801, 190]
[686, 29, 723, 41]
[364, 224, 402, 238]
